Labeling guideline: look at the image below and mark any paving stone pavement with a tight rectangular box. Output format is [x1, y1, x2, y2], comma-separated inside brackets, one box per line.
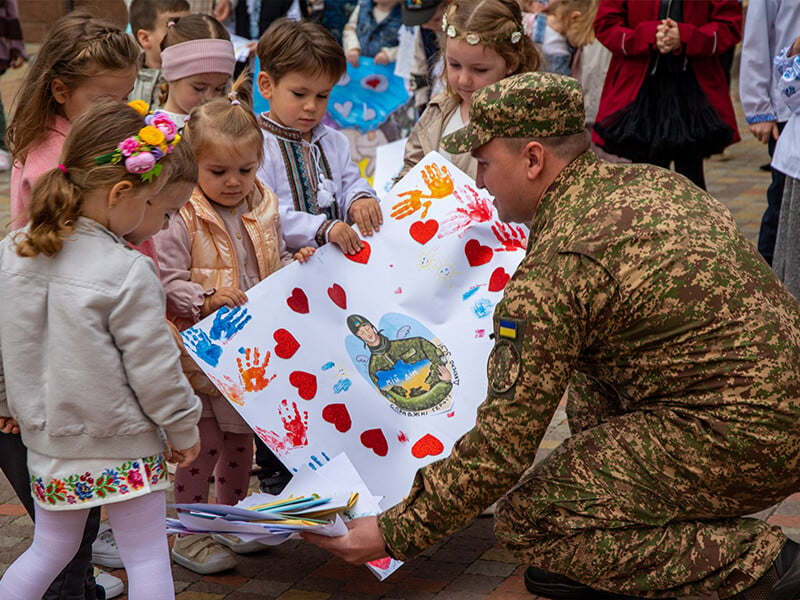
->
[2, 46, 800, 600]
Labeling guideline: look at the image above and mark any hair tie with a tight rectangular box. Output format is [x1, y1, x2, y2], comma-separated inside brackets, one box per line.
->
[58, 164, 68, 174]
[167, 21, 176, 28]
[231, 99, 241, 106]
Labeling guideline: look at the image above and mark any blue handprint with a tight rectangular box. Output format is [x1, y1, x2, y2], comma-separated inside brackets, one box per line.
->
[182, 328, 223, 367]
[333, 379, 352, 394]
[209, 306, 252, 342]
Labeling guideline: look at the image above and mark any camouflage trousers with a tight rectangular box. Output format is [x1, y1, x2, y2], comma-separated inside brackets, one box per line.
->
[494, 378, 800, 599]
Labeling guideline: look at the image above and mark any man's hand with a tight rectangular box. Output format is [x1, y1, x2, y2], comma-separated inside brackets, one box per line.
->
[0, 417, 19, 435]
[301, 516, 389, 565]
[349, 196, 383, 236]
[749, 121, 779, 144]
[329, 221, 365, 255]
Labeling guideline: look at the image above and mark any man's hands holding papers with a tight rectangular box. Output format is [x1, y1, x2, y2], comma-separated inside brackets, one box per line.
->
[301, 515, 388, 565]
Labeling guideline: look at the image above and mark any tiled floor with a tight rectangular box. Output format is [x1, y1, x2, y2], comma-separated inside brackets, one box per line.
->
[1, 46, 798, 599]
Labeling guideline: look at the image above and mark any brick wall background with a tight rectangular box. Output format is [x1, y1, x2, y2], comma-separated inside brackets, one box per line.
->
[19, 0, 128, 42]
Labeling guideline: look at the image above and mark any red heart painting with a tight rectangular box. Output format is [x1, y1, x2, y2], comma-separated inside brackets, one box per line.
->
[409, 219, 439, 245]
[322, 403, 351, 433]
[289, 371, 317, 400]
[273, 329, 300, 359]
[286, 288, 309, 314]
[327, 283, 347, 309]
[364, 76, 381, 89]
[360, 428, 388, 457]
[368, 557, 392, 570]
[488, 266, 511, 292]
[464, 239, 493, 267]
[345, 241, 371, 265]
[411, 433, 444, 458]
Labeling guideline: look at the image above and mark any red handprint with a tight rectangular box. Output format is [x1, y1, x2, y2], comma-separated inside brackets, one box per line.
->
[438, 185, 494, 238]
[236, 347, 277, 392]
[491, 222, 528, 252]
[253, 399, 310, 456]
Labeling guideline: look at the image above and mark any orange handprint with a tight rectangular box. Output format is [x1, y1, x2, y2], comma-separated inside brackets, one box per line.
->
[421, 164, 454, 198]
[392, 189, 432, 219]
[236, 347, 277, 392]
[209, 374, 245, 406]
[391, 164, 455, 220]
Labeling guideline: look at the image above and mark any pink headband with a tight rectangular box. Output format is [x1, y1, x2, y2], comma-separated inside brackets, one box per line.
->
[161, 39, 235, 82]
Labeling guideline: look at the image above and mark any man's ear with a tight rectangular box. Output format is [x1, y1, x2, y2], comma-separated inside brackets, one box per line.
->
[108, 180, 135, 207]
[523, 141, 545, 180]
[257, 72, 274, 100]
[51, 78, 70, 105]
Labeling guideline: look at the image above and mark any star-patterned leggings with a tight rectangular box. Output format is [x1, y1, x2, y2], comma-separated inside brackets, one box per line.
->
[173, 417, 254, 505]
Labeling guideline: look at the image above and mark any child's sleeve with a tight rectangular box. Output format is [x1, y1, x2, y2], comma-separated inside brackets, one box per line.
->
[381, 45, 399, 62]
[152, 214, 208, 323]
[775, 45, 800, 114]
[343, 4, 361, 54]
[110, 258, 201, 452]
[594, 0, 660, 57]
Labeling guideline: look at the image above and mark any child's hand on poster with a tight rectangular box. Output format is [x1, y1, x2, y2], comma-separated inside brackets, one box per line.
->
[294, 247, 316, 262]
[374, 50, 390, 65]
[349, 196, 383, 236]
[202, 286, 248, 317]
[347, 48, 361, 67]
[329, 221, 365, 255]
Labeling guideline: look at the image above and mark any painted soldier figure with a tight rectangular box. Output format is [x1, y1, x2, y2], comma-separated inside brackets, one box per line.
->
[306, 72, 800, 600]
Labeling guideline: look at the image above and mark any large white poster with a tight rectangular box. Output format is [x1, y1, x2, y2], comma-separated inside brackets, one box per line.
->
[181, 152, 528, 508]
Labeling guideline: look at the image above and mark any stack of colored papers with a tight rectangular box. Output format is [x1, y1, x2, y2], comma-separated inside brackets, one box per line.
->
[166, 492, 356, 545]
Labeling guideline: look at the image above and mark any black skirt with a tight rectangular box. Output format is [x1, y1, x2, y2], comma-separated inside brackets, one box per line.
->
[594, 54, 733, 163]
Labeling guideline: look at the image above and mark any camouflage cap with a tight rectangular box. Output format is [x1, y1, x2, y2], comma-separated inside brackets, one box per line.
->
[441, 72, 586, 154]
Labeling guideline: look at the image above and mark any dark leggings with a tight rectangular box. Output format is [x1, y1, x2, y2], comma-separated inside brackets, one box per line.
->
[0, 432, 103, 600]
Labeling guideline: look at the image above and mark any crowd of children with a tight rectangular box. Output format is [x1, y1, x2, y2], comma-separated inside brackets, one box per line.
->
[0, 0, 753, 597]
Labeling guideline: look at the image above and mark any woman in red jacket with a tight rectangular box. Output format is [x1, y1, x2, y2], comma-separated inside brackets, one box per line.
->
[593, 0, 741, 189]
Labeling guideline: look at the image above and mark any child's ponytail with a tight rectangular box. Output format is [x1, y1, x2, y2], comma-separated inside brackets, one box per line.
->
[17, 102, 173, 257]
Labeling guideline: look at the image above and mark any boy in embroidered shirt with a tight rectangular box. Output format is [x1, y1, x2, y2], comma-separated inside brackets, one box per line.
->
[256, 18, 383, 255]
[128, 0, 191, 109]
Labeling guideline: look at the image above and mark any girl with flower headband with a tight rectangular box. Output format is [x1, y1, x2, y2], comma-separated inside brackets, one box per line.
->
[0, 101, 202, 599]
[8, 10, 140, 230]
[158, 13, 236, 128]
[152, 80, 315, 574]
[397, 0, 540, 180]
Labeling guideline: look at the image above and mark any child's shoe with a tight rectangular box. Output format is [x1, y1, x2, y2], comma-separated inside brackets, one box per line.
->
[92, 523, 123, 568]
[94, 567, 124, 599]
[171, 534, 237, 574]
[212, 533, 269, 554]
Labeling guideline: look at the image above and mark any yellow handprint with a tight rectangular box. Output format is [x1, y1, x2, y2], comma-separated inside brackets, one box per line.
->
[421, 164, 454, 198]
[391, 164, 455, 220]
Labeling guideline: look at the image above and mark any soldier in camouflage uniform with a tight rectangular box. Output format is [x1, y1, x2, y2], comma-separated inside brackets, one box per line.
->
[304, 72, 800, 600]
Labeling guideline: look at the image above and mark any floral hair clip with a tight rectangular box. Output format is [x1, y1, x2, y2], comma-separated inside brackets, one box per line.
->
[95, 102, 181, 183]
[442, 13, 523, 45]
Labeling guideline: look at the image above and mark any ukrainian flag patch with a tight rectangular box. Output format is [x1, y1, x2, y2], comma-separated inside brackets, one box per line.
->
[498, 319, 518, 340]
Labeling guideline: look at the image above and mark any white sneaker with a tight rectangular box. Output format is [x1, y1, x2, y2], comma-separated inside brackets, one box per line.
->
[94, 567, 124, 599]
[171, 534, 237, 574]
[92, 523, 124, 569]
[212, 533, 269, 554]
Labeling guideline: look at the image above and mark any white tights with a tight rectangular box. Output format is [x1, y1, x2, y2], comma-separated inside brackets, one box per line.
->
[0, 491, 174, 600]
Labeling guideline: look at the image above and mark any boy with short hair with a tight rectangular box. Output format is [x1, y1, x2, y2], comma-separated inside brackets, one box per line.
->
[129, 0, 191, 109]
[255, 17, 383, 256]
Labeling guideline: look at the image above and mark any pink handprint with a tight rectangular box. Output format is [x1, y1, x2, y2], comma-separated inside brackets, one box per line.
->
[236, 347, 277, 392]
[438, 184, 494, 238]
[491, 222, 528, 252]
[209, 374, 245, 406]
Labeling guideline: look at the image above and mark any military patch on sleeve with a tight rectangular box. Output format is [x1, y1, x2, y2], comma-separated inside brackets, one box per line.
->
[487, 340, 521, 394]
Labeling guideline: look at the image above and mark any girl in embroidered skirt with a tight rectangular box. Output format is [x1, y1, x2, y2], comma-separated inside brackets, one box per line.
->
[397, 0, 540, 180]
[0, 101, 202, 600]
[8, 10, 140, 229]
[153, 80, 314, 574]
[159, 13, 236, 129]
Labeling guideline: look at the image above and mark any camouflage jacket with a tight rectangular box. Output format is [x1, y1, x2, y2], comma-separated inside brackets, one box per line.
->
[378, 151, 800, 560]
